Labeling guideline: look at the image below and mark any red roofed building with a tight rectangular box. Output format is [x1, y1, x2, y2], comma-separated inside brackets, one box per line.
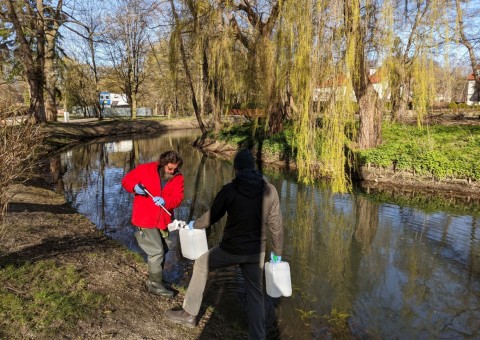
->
[313, 68, 388, 102]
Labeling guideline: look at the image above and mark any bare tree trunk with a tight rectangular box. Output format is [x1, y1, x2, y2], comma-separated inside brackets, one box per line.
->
[170, 0, 206, 134]
[455, 0, 480, 93]
[44, 55, 57, 122]
[345, 0, 382, 149]
[28, 73, 46, 123]
[358, 84, 382, 149]
[131, 94, 138, 119]
[88, 29, 103, 121]
[42, 0, 63, 122]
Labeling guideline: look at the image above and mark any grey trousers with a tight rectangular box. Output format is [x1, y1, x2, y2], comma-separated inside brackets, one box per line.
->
[134, 227, 171, 274]
[183, 246, 266, 340]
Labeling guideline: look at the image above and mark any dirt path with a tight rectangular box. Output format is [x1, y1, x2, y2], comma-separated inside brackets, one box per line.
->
[2, 182, 247, 339]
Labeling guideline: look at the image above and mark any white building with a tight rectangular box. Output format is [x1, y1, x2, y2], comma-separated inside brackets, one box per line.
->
[466, 71, 480, 105]
[99, 91, 129, 107]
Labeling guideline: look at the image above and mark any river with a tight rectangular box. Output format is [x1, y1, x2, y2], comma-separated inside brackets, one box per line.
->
[52, 129, 480, 339]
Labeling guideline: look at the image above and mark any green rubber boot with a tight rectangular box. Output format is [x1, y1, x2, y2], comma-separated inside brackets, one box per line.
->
[146, 272, 174, 298]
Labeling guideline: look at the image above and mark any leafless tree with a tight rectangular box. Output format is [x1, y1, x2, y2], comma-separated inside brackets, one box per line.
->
[103, 0, 156, 119]
[1, 0, 65, 123]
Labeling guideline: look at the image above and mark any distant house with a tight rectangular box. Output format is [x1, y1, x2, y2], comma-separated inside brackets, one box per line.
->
[313, 68, 388, 103]
[466, 71, 480, 105]
[99, 91, 129, 107]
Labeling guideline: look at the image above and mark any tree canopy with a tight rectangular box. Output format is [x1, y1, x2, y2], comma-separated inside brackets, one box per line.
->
[1, 0, 479, 191]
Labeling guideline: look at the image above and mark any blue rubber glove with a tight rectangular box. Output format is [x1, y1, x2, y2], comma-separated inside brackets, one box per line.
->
[270, 252, 282, 263]
[153, 196, 165, 206]
[188, 221, 195, 230]
[134, 184, 146, 195]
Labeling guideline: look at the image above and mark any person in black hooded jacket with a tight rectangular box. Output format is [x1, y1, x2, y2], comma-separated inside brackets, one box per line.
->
[165, 148, 283, 340]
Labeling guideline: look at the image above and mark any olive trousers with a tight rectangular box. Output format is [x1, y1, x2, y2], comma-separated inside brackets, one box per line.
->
[134, 227, 171, 275]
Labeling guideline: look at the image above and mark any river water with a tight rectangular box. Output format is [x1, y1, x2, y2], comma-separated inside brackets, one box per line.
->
[52, 129, 480, 339]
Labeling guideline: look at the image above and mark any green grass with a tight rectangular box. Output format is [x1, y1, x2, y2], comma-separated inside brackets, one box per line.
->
[0, 260, 103, 339]
[358, 123, 480, 180]
[212, 121, 480, 182]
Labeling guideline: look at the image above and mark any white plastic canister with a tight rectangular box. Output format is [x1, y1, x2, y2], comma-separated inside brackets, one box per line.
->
[179, 228, 208, 260]
[265, 261, 292, 297]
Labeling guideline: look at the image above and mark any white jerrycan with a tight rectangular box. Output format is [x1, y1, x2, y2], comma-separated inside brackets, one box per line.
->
[179, 228, 208, 260]
[265, 261, 292, 297]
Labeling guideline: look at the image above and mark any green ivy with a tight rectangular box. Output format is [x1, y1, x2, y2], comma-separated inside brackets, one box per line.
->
[358, 123, 480, 180]
[213, 121, 480, 182]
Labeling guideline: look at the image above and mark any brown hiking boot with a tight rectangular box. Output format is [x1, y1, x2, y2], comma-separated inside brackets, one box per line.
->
[165, 308, 196, 328]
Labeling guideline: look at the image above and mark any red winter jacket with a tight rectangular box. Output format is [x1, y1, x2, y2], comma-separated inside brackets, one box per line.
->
[122, 162, 184, 230]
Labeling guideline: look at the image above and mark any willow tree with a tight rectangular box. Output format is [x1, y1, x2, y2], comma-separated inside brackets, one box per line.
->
[273, 0, 382, 190]
[168, 0, 241, 133]
[213, 0, 283, 134]
[386, 1, 434, 122]
[169, 0, 206, 134]
[279, 0, 452, 191]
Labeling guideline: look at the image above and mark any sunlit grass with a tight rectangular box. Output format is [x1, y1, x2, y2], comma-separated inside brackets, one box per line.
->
[213, 121, 480, 182]
[0, 260, 103, 338]
[358, 123, 480, 180]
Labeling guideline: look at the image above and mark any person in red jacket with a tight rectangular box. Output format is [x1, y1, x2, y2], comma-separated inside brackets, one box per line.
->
[122, 150, 184, 297]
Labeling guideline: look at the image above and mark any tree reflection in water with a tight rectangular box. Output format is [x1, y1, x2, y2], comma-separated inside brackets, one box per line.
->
[55, 129, 480, 339]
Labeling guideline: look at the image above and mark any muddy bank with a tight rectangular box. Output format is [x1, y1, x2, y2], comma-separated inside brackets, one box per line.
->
[43, 116, 213, 151]
[1, 181, 247, 339]
[358, 165, 480, 200]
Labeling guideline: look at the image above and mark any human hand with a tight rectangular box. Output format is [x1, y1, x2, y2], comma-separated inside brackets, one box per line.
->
[187, 221, 195, 230]
[153, 196, 165, 206]
[270, 252, 282, 263]
[134, 184, 146, 195]
[168, 219, 185, 232]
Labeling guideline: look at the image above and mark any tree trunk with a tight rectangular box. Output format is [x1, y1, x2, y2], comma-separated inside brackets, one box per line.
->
[43, 0, 62, 122]
[44, 55, 57, 122]
[267, 101, 285, 135]
[393, 79, 411, 122]
[345, 0, 382, 150]
[170, 0, 206, 134]
[358, 84, 382, 149]
[131, 94, 137, 119]
[28, 73, 46, 123]
[456, 0, 480, 97]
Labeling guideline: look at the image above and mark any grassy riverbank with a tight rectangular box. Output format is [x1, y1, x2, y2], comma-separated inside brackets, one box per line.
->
[203, 118, 480, 195]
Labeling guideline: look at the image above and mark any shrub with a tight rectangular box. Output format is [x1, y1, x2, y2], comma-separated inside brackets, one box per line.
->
[0, 109, 45, 227]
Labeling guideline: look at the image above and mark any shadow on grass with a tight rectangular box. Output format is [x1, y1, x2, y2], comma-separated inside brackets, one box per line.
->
[0, 233, 115, 268]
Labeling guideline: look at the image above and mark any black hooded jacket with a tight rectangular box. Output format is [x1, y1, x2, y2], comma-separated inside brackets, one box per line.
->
[194, 169, 283, 256]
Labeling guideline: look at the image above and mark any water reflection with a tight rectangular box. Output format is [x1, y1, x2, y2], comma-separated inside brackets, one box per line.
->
[55, 130, 480, 339]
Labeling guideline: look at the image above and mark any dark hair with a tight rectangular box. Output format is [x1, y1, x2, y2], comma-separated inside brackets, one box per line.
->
[233, 148, 255, 170]
[159, 150, 183, 168]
